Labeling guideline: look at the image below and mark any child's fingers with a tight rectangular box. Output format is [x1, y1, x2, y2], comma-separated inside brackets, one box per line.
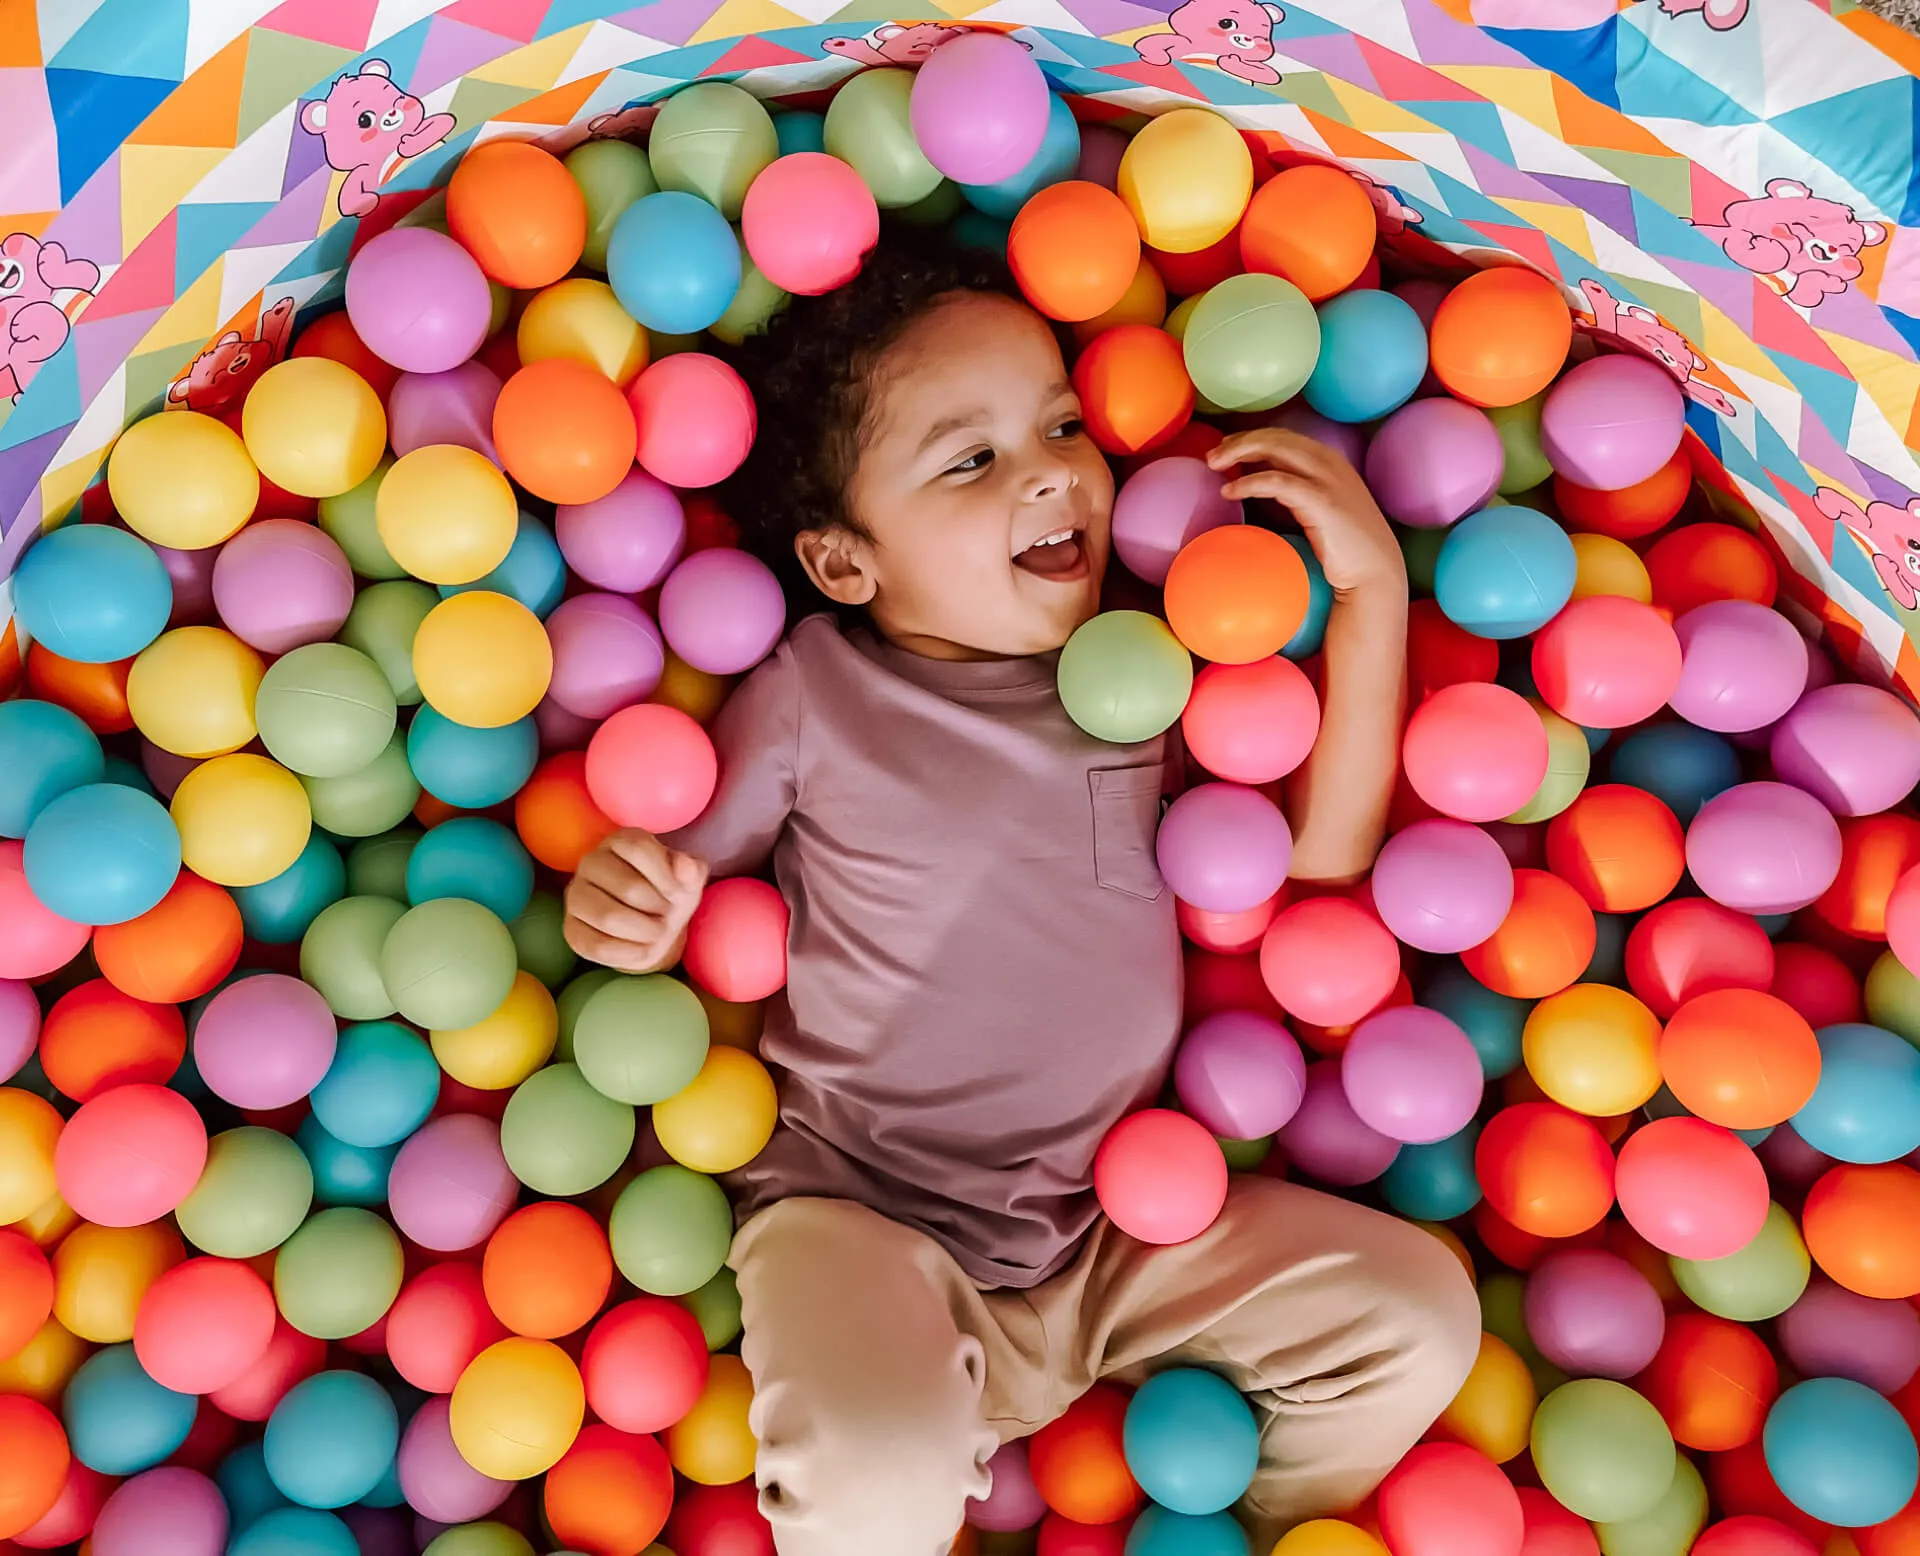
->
[604, 829, 697, 903]
[575, 850, 674, 917]
[1207, 427, 1328, 474]
[1217, 468, 1327, 510]
[563, 914, 672, 973]
[564, 877, 674, 946]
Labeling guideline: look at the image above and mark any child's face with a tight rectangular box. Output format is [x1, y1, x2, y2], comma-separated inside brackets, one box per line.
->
[817, 291, 1114, 660]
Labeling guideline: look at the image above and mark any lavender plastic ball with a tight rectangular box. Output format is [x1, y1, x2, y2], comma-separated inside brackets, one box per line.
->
[1669, 601, 1810, 735]
[1772, 683, 1920, 818]
[556, 471, 687, 594]
[1174, 1010, 1308, 1140]
[345, 228, 492, 375]
[1779, 1278, 1920, 1396]
[1111, 457, 1243, 587]
[396, 1396, 511, 1523]
[544, 593, 666, 720]
[1155, 783, 1293, 915]
[1686, 781, 1843, 916]
[387, 363, 503, 465]
[92, 1466, 229, 1556]
[1524, 1249, 1666, 1380]
[658, 548, 786, 676]
[386, 1114, 518, 1252]
[1339, 1005, 1483, 1145]
[966, 1440, 1047, 1533]
[1540, 353, 1686, 490]
[1364, 398, 1503, 529]
[1277, 1060, 1401, 1185]
[1370, 819, 1515, 954]
[213, 519, 355, 656]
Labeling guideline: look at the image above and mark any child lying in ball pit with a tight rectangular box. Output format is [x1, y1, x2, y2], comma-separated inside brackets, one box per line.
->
[562, 232, 1478, 1553]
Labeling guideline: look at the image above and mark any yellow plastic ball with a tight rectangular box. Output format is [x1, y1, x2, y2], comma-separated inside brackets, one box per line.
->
[53, 1221, 185, 1343]
[1273, 1522, 1391, 1556]
[0, 1318, 88, 1405]
[1417, 1221, 1477, 1286]
[1437, 1331, 1538, 1464]
[1072, 256, 1169, 346]
[128, 626, 265, 758]
[667, 1353, 757, 1486]
[1118, 108, 1253, 254]
[450, 1337, 584, 1480]
[13, 1190, 78, 1249]
[170, 752, 313, 888]
[431, 971, 559, 1090]
[0, 1088, 62, 1225]
[108, 409, 259, 549]
[413, 592, 553, 730]
[1523, 983, 1663, 1116]
[653, 1046, 778, 1174]
[376, 446, 518, 586]
[1569, 533, 1653, 604]
[241, 357, 387, 499]
[517, 278, 649, 388]
[650, 652, 732, 726]
[695, 987, 764, 1053]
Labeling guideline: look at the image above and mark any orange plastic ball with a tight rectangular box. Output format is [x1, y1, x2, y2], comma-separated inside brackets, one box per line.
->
[293, 310, 400, 401]
[1429, 268, 1573, 408]
[0, 1228, 53, 1363]
[544, 1423, 674, 1556]
[1029, 1383, 1144, 1525]
[1660, 988, 1820, 1132]
[1009, 181, 1144, 323]
[1072, 325, 1192, 456]
[1408, 599, 1499, 704]
[1645, 523, 1778, 616]
[1544, 783, 1685, 913]
[38, 979, 187, 1103]
[1474, 1100, 1616, 1238]
[447, 139, 588, 290]
[515, 752, 616, 874]
[483, 1202, 613, 1340]
[0, 1394, 68, 1540]
[1639, 1311, 1778, 1452]
[25, 646, 133, 734]
[1237, 165, 1376, 302]
[1803, 1163, 1920, 1299]
[1164, 526, 1310, 665]
[1555, 448, 1691, 541]
[93, 871, 243, 1004]
[493, 358, 638, 506]
[1460, 869, 1597, 1000]
[1626, 898, 1775, 1020]
[1814, 814, 1920, 938]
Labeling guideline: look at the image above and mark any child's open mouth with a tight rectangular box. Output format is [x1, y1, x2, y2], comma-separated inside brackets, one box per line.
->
[1014, 527, 1086, 579]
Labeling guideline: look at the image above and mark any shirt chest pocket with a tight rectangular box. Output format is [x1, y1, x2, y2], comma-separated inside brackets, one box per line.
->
[1088, 765, 1167, 902]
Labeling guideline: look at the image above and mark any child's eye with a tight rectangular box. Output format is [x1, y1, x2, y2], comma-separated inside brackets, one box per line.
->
[946, 448, 994, 475]
[1050, 418, 1085, 440]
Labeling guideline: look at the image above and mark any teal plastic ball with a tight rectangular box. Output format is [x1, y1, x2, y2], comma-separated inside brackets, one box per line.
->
[235, 833, 346, 944]
[1303, 289, 1428, 424]
[62, 1343, 197, 1474]
[0, 698, 104, 838]
[1122, 1367, 1259, 1516]
[263, 1370, 399, 1509]
[1764, 1376, 1918, 1528]
[405, 817, 534, 923]
[1435, 506, 1578, 640]
[297, 1115, 396, 1208]
[1381, 1121, 1483, 1221]
[407, 708, 540, 811]
[309, 1021, 441, 1148]
[437, 513, 566, 618]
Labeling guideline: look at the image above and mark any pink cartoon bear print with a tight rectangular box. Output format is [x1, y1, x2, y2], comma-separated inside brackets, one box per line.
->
[1134, 0, 1286, 85]
[300, 61, 456, 220]
[822, 22, 974, 65]
[1816, 488, 1920, 611]
[166, 298, 296, 417]
[0, 233, 100, 404]
[1577, 278, 1736, 418]
[1652, 0, 1749, 30]
[1354, 172, 1422, 237]
[1693, 179, 1887, 310]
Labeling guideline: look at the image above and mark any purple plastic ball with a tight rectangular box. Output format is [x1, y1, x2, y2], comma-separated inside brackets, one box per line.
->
[1779, 1277, 1920, 1396]
[387, 362, 503, 465]
[1277, 1060, 1401, 1185]
[345, 228, 492, 375]
[544, 593, 665, 720]
[1174, 1010, 1308, 1140]
[1669, 601, 1810, 735]
[1759, 1123, 1834, 1195]
[909, 31, 1051, 185]
[338, 1506, 412, 1556]
[1540, 353, 1685, 491]
[1267, 402, 1369, 470]
[0, 978, 40, 1082]
[966, 1440, 1048, 1533]
[92, 1467, 229, 1556]
[1339, 1005, 1483, 1145]
[533, 694, 596, 754]
[1686, 781, 1843, 916]
[1111, 456, 1243, 586]
[193, 972, 339, 1110]
[153, 540, 217, 627]
[212, 519, 355, 655]
[387, 1114, 518, 1252]
[556, 471, 687, 594]
[1523, 1249, 1666, 1380]
[1772, 683, 1920, 818]
[1371, 818, 1515, 954]
[658, 548, 787, 676]
[397, 1396, 511, 1522]
[1155, 783, 1292, 915]
[140, 740, 199, 802]
[1363, 398, 1503, 528]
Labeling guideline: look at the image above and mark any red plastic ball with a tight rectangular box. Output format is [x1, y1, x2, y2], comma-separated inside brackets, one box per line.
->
[1181, 657, 1320, 784]
[1029, 1383, 1142, 1525]
[1408, 599, 1499, 705]
[1625, 898, 1775, 1019]
[1710, 1438, 1833, 1547]
[1554, 448, 1691, 541]
[1645, 523, 1778, 616]
[1515, 1486, 1599, 1555]
[13, 1459, 113, 1550]
[1072, 325, 1192, 456]
[665, 1479, 775, 1556]
[1475, 1102, 1616, 1239]
[1092, 1109, 1228, 1245]
[545, 1423, 674, 1556]
[384, 1262, 508, 1394]
[1614, 1116, 1768, 1260]
[1639, 1312, 1777, 1452]
[1692, 1518, 1821, 1556]
[1178, 893, 1282, 956]
[0, 1395, 68, 1541]
[1769, 942, 1862, 1030]
[209, 1317, 326, 1421]
[1037, 1513, 1134, 1555]
[37, 979, 186, 1103]
[584, 703, 718, 834]
[683, 878, 789, 1003]
[133, 1256, 276, 1395]
[1259, 896, 1401, 1028]
[1815, 813, 1920, 938]
[1377, 1441, 1525, 1556]
[0, 1228, 54, 1363]
[1530, 596, 1682, 730]
[583, 1297, 711, 1435]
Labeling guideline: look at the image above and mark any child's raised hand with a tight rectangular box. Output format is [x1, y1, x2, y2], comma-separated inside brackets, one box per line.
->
[1208, 429, 1406, 599]
[563, 830, 710, 974]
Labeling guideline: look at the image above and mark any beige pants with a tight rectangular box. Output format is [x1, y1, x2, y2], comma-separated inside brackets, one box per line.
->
[730, 1177, 1480, 1553]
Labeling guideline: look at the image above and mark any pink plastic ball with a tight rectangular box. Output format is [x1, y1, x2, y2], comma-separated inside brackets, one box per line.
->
[1277, 1060, 1401, 1185]
[387, 362, 504, 465]
[909, 31, 1051, 183]
[192, 972, 337, 1110]
[968, 1440, 1048, 1533]
[585, 704, 718, 833]
[555, 471, 686, 594]
[1259, 896, 1401, 1028]
[741, 154, 881, 296]
[1402, 681, 1549, 824]
[386, 1114, 518, 1253]
[1173, 1010, 1307, 1140]
[533, 696, 596, 754]
[1364, 398, 1503, 528]
[212, 519, 355, 656]
[154, 541, 218, 627]
[1267, 403, 1368, 469]
[1181, 658, 1319, 785]
[1777, 1276, 1920, 1395]
[1614, 1115, 1769, 1260]
[15, 1461, 115, 1549]
[1771, 683, 1920, 818]
[55, 1082, 207, 1227]
[0, 977, 41, 1080]
[0, 841, 90, 980]
[544, 593, 665, 721]
[1178, 895, 1280, 956]
[1531, 595, 1683, 730]
[1340, 1004, 1483, 1144]
[1372, 819, 1514, 954]
[1523, 1249, 1666, 1380]
[628, 354, 756, 489]
[1093, 1108, 1228, 1245]
[684, 877, 789, 1003]
[91, 1467, 228, 1556]
[1111, 457, 1243, 586]
[134, 1256, 277, 1395]
[385, 1263, 505, 1396]
[1540, 354, 1685, 491]
[658, 549, 786, 676]
[1686, 782, 1843, 916]
[345, 227, 493, 375]
[397, 1395, 511, 1523]
[582, 1298, 709, 1434]
[1075, 124, 1128, 190]
[1692, 1518, 1820, 1556]
[1670, 601, 1810, 734]
[1154, 783, 1292, 915]
[209, 1318, 326, 1422]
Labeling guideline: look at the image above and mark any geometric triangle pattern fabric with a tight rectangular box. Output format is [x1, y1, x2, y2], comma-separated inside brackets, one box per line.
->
[6, 0, 1920, 697]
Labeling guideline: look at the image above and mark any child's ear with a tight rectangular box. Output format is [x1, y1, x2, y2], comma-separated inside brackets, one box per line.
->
[794, 528, 879, 607]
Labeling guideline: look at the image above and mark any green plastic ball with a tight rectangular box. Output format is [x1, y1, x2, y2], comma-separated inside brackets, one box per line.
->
[511, 891, 577, 988]
[421, 1522, 536, 1556]
[1594, 1453, 1706, 1556]
[1489, 393, 1554, 496]
[301, 732, 419, 838]
[709, 260, 789, 347]
[176, 1126, 315, 1257]
[649, 82, 778, 220]
[895, 179, 965, 227]
[565, 139, 657, 271]
[574, 974, 711, 1104]
[499, 1062, 636, 1195]
[300, 895, 406, 1019]
[1217, 1134, 1272, 1171]
[380, 897, 518, 1030]
[555, 968, 618, 1062]
[339, 581, 437, 706]
[1182, 273, 1321, 414]
[1669, 1201, 1809, 1321]
[681, 1266, 742, 1352]
[345, 831, 418, 903]
[256, 644, 398, 780]
[1399, 525, 1445, 596]
[823, 68, 941, 209]
[1532, 1378, 1677, 1523]
[610, 1165, 734, 1296]
[1866, 950, 1920, 1047]
[273, 1207, 404, 1340]
[318, 459, 405, 580]
[1056, 611, 1194, 744]
[1505, 702, 1590, 824]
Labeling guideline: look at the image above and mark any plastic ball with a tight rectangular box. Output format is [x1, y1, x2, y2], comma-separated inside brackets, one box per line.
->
[1118, 108, 1251, 254]
[413, 591, 552, 729]
[22, 780, 179, 928]
[1568, 531, 1652, 603]
[1174, 1010, 1306, 1140]
[1340, 1005, 1483, 1145]
[449, 1337, 584, 1481]
[555, 473, 684, 596]
[1273, 1058, 1399, 1185]
[1768, 944, 1861, 1032]
[1178, 657, 1316, 788]
[85, 1464, 225, 1555]
[376, 445, 517, 587]
[513, 282, 644, 394]
[1235, 164, 1373, 303]
[1530, 1377, 1677, 1525]
[345, 228, 492, 375]
[0, 1227, 53, 1361]
[402, 708, 536, 812]
[255, 644, 396, 780]
[194, 973, 337, 1111]
[1670, 601, 1810, 734]
[1687, 783, 1842, 917]
[1363, 399, 1504, 530]
[1792, 1023, 1920, 1164]
[133, 1257, 275, 1395]
[1428, 269, 1572, 408]
[1625, 898, 1774, 1019]
[625, 352, 755, 491]
[1305, 289, 1428, 422]
[0, 1084, 62, 1224]
[271, 1206, 404, 1340]
[1004, 180, 1141, 323]
[227, 1506, 358, 1556]
[1521, 983, 1661, 1116]
[209, 1316, 325, 1423]
[240, 359, 385, 500]
[1660, 989, 1820, 1131]
[905, 30, 1047, 184]
[477, 1201, 610, 1341]
[1372, 818, 1513, 955]
[1558, 451, 1691, 545]
[1073, 323, 1193, 455]
[546, 1423, 674, 1556]
[0, 700, 104, 839]
[1163, 525, 1310, 666]
[383, 1263, 503, 1398]
[1402, 682, 1547, 825]
[37, 979, 184, 1101]
[1182, 273, 1321, 414]
[607, 191, 742, 335]
[447, 139, 586, 290]
[1051, 611, 1193, 743]
[1764, 1377, 1918, 1528]
[1377, 1441, 1525, 1556]
[1531, 596, 1683, 730]
[174, 1127, 312, 1259]
[1259, 896, 1400, 1029]
[683, 877, 788, 1003]
[1526, 1248, 1665, 1380]
[1111, 456, 1242, 588]
[968, 1440, 1048, 1534]
[1543, 784, 1684, 914]
[961, 88, 1081, 220]
[1636, 1311, 1778, 1453]
[1381, 1123, 1484, 1223]
[1802, 1163, 1920, 1299]
[582, 1297, 709, 1435]
[1671, 1199, 1810, 1320]
[53, 1083, 203, 1228]
[1435, 506, 1578, 639]
[108, 410, 258, 550]
[395, 1394, 510, 1524]
[656, 548, 784, 678]
[0, 1393, 69, 1539]
[566, 136, 658, 271]
[124, 630, 245, 753]
[405, 818, 532, 924]
[819, 67, 939, 207]
[63, 1342, 195, 1475]
[50, 1220, 182, 1345]
[1092, 1109, 1226, 1244]
[1118, 1368, 1257, 1518]
[489, 359, 635, 508]
[387, 361, 502, 464]
[652, 1045, 777, 1174]
[170, 753, 312, 889]
[1779, 1276, 1920, 1396]
[738, 152, 878, 298]
[1030, 1383, 1143, 1524]
[1541, 355, 1686, 491]
[659, 1350, 752, 1487]
[1154, 783, 1290, 914]
[296, 1115, 393, 1209]
[1691, 1518, 1819, 1556]
[1646, 523, 1778, 618]
[337, 580, 434, 708]
[386, 1113, 517, 1253]
[15, 525, 171, 666]
[1476, 1102, 1615, 1238]
[261, 1369, 398, 1511]
[1772, 684, 1920, 818]
[1616, 1115, 1768, 1259]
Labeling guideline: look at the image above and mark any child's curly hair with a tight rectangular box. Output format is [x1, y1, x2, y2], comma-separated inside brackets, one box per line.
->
[715, 229, 1030, 610]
